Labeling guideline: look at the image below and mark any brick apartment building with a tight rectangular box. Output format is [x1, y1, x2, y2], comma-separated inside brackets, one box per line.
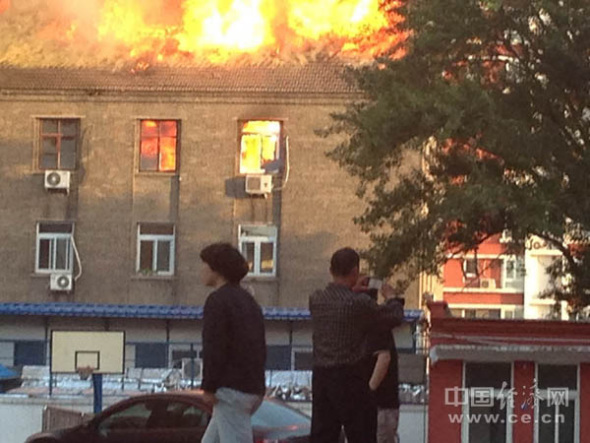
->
[0, 64, 422, 373]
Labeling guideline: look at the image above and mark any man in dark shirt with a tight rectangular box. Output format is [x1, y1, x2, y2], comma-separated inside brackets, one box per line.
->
[199, 242, 266, 443]
[367, 317, 401, 443]
[309, 247, 404, 443]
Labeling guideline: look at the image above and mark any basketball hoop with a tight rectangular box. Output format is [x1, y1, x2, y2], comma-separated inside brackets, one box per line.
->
[77, 366, 95, 381]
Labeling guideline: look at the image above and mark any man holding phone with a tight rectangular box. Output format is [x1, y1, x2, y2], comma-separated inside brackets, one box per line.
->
[309, 247, 404, 443]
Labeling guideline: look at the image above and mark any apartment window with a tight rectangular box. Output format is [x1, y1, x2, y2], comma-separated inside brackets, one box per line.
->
[464, 259, 478, 278]
[536, 364, 578, 443]
[464, 362, 512, 443]
[239, 225, 278, 277]
[36, 223, 74, 273]
[503, 258, 525, 290]
[139, 120, 179, 172]
[239, 120, 281, 174]
[38, 118, 79, 170]
[464, 309, 502, 319]
[135, 343, 167, 368]
[14, 341, 46, 366]
[137, 224, 175, 276]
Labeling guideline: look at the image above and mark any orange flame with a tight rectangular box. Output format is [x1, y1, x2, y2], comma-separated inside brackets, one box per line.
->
[0, 0, 403, 66]
[0, 0, 9, 14]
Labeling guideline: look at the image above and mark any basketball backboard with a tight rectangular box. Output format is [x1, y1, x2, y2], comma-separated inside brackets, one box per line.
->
[51, 330, 125, 374]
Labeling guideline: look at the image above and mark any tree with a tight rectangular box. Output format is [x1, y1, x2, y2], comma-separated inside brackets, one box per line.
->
[324, 0, 590, 312]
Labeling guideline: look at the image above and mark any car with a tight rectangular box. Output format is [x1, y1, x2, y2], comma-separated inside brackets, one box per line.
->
[25, 391, 311, 443]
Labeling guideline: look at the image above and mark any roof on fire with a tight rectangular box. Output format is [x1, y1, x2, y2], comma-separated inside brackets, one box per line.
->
[0, 63, 358, 95]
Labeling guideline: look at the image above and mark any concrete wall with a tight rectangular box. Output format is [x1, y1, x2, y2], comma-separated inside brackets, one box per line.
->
[0, 395, 122, 443]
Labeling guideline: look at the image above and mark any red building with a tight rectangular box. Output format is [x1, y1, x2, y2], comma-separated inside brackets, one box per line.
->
[427, 301, 590, 443]
[442, 235, 526, 320]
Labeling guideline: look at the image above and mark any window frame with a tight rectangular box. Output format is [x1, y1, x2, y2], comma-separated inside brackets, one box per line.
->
[35, 222, 74, 274]
[533, 364, 579, 443]
[37, 118, 80, 171]
[238, 120, 282, 175]
[463, 258, 479, 279]
[136, 224, 176, 276]
[502, 257, 525, 290]
[138, 119, 180, 173]
[134, 342, 168, 368]
[462, 361, 513, 443]
[450, 305, 524, 319]
[238, 224, 278, 277]
[14, 340, 47, 366]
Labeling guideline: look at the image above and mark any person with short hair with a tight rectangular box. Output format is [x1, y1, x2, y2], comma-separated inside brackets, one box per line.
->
[309, 247, 404, 443]
[366, 290, 401, 443]
[199, 242, 266, 443]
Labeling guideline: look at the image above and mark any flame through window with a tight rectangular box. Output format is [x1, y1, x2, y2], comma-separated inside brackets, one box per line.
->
[240, 120, 281, 174]
[140, 120, 178, 172]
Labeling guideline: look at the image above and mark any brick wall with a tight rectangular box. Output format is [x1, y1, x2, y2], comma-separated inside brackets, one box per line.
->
[0, 91, 421, 309]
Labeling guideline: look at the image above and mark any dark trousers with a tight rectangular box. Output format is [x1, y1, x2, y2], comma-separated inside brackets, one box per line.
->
[311, 363, 377, 443]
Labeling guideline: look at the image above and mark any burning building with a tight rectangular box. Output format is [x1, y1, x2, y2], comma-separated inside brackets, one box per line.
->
[0, 1, 420, 373]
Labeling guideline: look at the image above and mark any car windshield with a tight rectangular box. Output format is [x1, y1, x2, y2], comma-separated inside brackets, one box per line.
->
[252, 401, 310, 428]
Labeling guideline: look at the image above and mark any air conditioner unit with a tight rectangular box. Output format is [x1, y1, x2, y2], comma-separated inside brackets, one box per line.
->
[50, 273, 73, 292]
[245, 175, 272, 195]
[480, 278, 496, 289]
[181, 358, 203, 380]
[44, 170, 71, 191]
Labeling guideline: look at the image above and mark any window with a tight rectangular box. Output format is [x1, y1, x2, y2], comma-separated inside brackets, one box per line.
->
[139, 120, 179, 172]
[35, 223, 74, 273]
[239, 120, 281, 174]
[464, 259, 478, 278]
[135, 343, 167, 368]
[239, 225, 278, 277]
[98, 401, 152, 432]
[465, 309, 502, 319]
[137, 224, 175, 276]
[464, 362, 512, 443]
[14, 341, 46, 366]
[266, 345, 292, 370]
[38, 118, 79, 170]
[503, 258, 525, 290]
[535, 364, 578, 443]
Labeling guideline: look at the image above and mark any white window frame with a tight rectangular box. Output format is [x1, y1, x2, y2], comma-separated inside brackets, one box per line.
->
[461, 361, 513, 443]
[136, 224, 175, 276]
[238, 120, 281, 175]
[502, 257, 525, 290]
[35, 223, 74, 274]
[450, 304, 524, 319]
[238, 224, 278, 277]
[463, 258, 478, 279]
[533, 364, 580, 443]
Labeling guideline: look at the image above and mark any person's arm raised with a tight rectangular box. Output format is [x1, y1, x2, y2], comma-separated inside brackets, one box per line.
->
[374, 283, 405, 329]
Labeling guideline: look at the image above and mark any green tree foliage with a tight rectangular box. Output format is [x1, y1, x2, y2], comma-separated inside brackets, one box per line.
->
[325, 0, 590, 311]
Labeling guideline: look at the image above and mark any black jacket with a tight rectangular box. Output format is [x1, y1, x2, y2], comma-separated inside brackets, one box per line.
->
[201, 284, 266, 395]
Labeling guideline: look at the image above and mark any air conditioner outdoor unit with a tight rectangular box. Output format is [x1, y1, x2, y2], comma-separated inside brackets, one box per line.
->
[50, 273, 73, 292]
[480, 278, 496, 289]
[181, 358, 203, 380]
[44, 170, 71, 191]
[245, 175, 272, 195]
